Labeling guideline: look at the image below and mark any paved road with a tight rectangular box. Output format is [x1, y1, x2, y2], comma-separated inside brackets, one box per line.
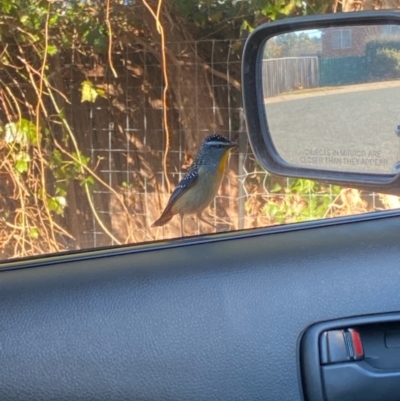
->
[265, 83, 400, 174]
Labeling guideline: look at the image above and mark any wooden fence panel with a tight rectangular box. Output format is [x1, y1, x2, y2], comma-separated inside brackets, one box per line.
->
[262, 57, 319, 98]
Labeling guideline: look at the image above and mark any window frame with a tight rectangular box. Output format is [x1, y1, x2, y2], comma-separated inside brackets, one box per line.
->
[331, 28, 352, 49]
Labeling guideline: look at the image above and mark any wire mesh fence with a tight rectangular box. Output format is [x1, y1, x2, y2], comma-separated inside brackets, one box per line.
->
[69, 38, 397, 249]
[81, 39, 246, 246]
[1, 36, 398, 259]
[2, 1, 400, 260]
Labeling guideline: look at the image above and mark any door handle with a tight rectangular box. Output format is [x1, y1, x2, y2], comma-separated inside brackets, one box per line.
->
[323, 361, 400, 401]
[301, 314, 400, 401]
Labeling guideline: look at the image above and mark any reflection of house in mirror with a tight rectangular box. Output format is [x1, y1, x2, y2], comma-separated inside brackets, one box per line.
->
[319, 25, 400, 86]
[322, 26, 368, 57]
[321, 25, 400, 58]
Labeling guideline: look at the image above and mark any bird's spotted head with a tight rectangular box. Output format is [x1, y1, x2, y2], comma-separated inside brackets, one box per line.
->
[202, 134, 236, 149]
[196, 134, 237, 171]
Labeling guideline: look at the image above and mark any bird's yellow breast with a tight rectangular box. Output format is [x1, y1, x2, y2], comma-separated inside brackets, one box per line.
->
[218, 149, 232, 173]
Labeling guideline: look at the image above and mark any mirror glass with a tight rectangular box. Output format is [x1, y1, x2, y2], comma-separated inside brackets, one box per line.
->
[262, 24, 400, 175]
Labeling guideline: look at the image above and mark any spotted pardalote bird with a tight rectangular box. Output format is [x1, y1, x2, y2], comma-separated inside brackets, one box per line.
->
[152, 134, 237, 235]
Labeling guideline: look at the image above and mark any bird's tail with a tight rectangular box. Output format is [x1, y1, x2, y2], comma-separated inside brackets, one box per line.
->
[151, 211, 174, 227]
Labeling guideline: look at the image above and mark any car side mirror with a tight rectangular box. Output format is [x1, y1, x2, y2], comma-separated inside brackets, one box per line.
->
[242, 11, 400, 195]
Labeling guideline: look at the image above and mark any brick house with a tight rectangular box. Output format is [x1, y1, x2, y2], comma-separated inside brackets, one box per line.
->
[321, 25, 400, 58]
[321, 26, 368, 57]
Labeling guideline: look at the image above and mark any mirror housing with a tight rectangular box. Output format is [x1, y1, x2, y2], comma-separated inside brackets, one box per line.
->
[242, 11, 400, 194]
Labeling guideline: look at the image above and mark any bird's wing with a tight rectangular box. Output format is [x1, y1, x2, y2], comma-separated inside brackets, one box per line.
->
[163, 168, 199, 214]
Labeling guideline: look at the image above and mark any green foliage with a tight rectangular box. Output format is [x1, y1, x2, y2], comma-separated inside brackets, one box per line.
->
[264, 31, 321, 58]
[171, 0, 312, 41]
[366, 40, 400, 80]
[0, 0, 110, 57]
[81, 80, 107, 103]
[29, 227, 39, 239]
[47, 196, 67, 215]
[263, 178, 341, 223]
[1, 118, 41, 177]
[369, 48, 400, 79]
[4, 119, 40, 147]
[14, 151, 31, 174]
[376, 47, 400, 78]
[50, 149, 93, 199]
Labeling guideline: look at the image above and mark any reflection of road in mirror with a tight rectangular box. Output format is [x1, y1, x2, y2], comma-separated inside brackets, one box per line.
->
[264, 81, 400, 175]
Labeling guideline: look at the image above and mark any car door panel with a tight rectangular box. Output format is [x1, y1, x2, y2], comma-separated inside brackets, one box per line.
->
[1, 213, 400, 400]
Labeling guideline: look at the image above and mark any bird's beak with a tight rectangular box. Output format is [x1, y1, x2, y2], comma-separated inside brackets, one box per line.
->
[229, 141, 238, 149]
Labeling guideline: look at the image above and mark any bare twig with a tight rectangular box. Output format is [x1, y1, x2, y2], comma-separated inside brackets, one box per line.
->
[142, 0, 171, 193]
[106, 0, 118, 78]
